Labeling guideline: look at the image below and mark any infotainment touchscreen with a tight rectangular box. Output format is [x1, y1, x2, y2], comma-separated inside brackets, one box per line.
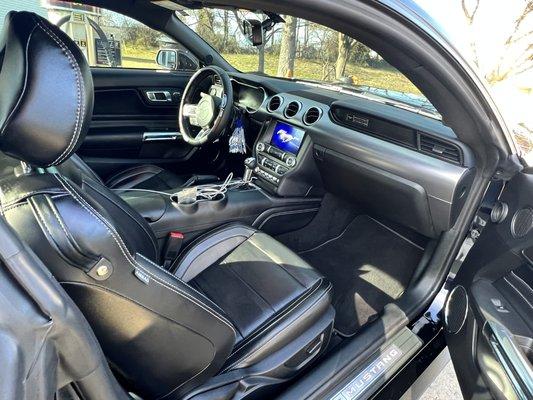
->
[270, 121, 305, 154]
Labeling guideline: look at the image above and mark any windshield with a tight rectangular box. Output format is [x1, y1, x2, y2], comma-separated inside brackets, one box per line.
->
[176, 9, 439, 117]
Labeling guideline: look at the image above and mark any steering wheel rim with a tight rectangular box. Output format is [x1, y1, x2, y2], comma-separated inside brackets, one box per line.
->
[178, 66, 234, 146]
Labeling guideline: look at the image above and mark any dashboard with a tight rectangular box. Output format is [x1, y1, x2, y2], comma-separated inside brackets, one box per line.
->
[229, 75, 475, 239]
[232, 79, 266, 113]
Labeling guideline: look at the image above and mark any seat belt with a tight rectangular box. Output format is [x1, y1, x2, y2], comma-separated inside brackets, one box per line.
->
[162, 231, 184, 269]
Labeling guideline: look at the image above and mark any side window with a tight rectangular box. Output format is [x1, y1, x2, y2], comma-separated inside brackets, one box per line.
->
[41, 1, 198, 71]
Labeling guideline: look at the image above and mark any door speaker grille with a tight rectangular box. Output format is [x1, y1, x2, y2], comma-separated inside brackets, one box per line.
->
[511, 208, 533, 238]
[444, 285, 468, 334]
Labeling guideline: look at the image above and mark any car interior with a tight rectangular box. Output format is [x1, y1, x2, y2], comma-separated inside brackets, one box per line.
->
[0, 1, 528, 400]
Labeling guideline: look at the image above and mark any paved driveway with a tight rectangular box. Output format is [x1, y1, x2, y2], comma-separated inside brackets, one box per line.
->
[419, 361, 463, 400]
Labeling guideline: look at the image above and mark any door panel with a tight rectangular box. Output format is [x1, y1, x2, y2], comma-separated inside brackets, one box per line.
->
[445, 172, 533, 400]
[79, 68, 222, 180]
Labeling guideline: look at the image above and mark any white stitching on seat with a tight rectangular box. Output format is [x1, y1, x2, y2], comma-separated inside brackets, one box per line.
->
[48, 197, 72, 240]
[175, 233, 251, 280]
[55, 174, 237, 334]
[30, 198, 58, 245]
[83, 178, 159, 257]
[135, 252, 229, 315]
[2, 202, 29, 212]
[61, 279, 219, 396]
[2, 188, 65, 208]
[0, 16, 38, 136]
[172, 224, 255, 274]
[58, 175, 236, 333]
[33, 19, 84, 166]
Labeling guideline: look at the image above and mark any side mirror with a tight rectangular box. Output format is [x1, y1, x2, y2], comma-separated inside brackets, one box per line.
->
[156, 49, 198, 71]
[243, 19, 264, 46]
[156, 49, 177, 70]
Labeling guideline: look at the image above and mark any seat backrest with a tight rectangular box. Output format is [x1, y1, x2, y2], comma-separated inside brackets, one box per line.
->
[0, 12, 235, 399]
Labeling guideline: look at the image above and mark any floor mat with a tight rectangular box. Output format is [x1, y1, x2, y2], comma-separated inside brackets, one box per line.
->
[299, 215, 424, 336]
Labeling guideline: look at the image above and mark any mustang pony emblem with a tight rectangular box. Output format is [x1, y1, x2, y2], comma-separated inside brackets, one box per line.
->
[277, 129, 294, 143]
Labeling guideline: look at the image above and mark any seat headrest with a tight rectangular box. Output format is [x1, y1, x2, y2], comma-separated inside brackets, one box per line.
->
[0, 11, 93, 167]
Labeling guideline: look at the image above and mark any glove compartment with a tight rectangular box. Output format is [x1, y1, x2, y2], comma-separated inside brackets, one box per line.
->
[313, 144, 474, 238]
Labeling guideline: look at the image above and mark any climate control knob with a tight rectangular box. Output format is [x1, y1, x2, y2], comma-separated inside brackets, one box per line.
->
[286, 156, 296, 168]
[256, 142, 266, 152]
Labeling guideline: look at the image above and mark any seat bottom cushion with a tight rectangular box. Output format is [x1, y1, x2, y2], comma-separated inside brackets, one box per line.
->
[173, 224, 334, 372]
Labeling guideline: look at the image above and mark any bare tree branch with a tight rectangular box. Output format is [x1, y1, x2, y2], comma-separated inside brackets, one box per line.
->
[232, 10, 247, 37]
[504, 0, 533, 45]
[461, 0, 481, 25]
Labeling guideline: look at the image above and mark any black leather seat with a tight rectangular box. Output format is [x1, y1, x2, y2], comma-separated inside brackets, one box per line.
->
[0, 19, 214, 192]
[172, 224, 332, 372]
[0, 12, 334, 400]
[0, 151, 218, 190]
[103, 163, 219, 190]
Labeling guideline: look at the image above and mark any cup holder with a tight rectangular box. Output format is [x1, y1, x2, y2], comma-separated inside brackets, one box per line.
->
[176, 199, 199, 214]
[209, 194, 228, 210]
[172, 193, 228, 214]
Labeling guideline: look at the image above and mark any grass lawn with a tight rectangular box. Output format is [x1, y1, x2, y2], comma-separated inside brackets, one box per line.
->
[223, 53, 420, 94]
[119, 48, 420, 94]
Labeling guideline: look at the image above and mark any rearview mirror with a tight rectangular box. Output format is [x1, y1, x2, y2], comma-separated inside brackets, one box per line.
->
[242, 19, 264, 46]
[156, 49, 198, 71]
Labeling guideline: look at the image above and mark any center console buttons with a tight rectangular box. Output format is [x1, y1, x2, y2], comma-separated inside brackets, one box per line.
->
[286, 156, 296, 167]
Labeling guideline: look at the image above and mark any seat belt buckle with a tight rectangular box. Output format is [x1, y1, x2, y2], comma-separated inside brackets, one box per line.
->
[163, 231, 184, 269]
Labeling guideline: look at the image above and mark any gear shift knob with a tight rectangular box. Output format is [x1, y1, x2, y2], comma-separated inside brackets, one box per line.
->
[244, 157, 257, 169]
[243, 157, 256, 183]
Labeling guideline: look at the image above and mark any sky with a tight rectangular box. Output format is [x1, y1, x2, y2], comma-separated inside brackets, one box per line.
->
[415, 0, 532, 152]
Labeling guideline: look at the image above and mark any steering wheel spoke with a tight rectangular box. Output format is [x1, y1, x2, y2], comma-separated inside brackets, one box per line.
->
[183, 103, 200, 126]
[197, 127, 211, 140]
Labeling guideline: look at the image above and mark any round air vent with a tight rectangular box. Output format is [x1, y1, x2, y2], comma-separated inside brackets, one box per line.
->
[303, 107, 322, 125]
[511, 208, 533, 238]
[284, 101, 301, 118]
[267, 95, 283, 112]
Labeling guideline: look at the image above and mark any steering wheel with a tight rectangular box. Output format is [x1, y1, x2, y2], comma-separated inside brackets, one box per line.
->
[178, 66, 234, 146]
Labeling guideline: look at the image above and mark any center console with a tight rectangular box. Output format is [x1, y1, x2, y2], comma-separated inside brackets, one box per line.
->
[253, 119, 322, 197]
[120, 182, 321, 249]
[120, 119, 324, 252]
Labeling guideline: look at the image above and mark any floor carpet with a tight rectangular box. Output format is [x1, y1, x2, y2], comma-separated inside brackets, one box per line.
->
[299, 215, 424, 336]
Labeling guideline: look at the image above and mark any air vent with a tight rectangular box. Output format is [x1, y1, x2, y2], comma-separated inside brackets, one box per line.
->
[267, 95, 283, 112]
[213, 75, 222, 85]
[284, 101, 301, 118]
[418, 134, 462, 164]
[303, 107, 322, 125]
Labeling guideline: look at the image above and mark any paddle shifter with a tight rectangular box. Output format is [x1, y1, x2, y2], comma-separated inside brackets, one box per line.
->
[243, 157, 257, 183]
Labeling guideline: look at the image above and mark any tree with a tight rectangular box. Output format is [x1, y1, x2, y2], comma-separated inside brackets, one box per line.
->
[277, 16, 298, 77]
[232, 10, 280, 73]
[335, 33, 353, 79]
[197, 9, 217, 47]
[222, 10, 229, 51]
[486, 0, 532, 82]
[462, 0, 532, 83]
[306, 24, 336, 80]
[461, 0, 481, 64]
